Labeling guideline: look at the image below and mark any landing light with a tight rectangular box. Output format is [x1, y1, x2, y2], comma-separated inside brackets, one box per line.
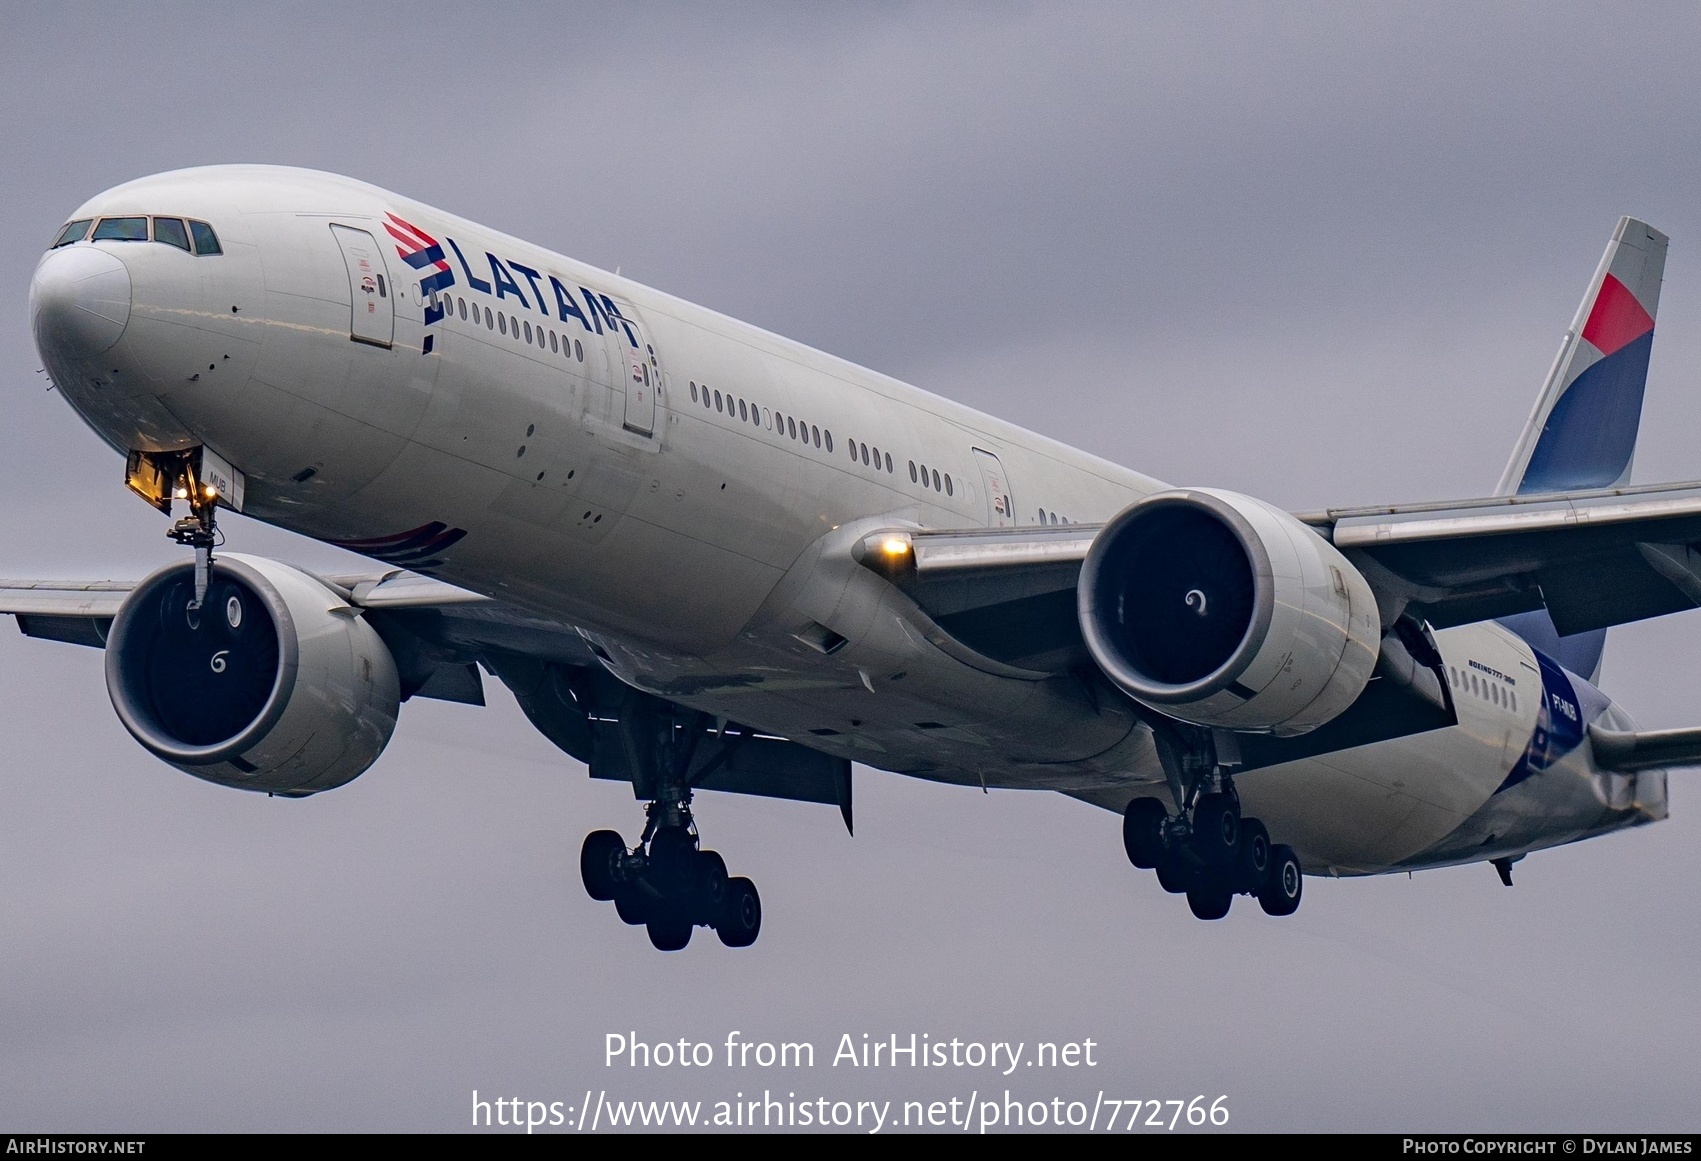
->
[882, 537, 911, 558]
[173, 487, 188, 499]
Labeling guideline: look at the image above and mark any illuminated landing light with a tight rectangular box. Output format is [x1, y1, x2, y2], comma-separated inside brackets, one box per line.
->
[882, 537, 911, 558]
[173, 487, 188, 499]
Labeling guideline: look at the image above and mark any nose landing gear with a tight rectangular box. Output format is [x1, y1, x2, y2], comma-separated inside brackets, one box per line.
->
[580, 793, 762, 951]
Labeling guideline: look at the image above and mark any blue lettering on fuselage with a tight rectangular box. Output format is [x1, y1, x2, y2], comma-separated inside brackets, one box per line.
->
[1496, 650, 1585, 793]
[435, 234, 640, 346]
[550, 276, 593, 332]
[486, 254, 530, 308]
[444, 237, 492, 294]
[508, 261, 549, 313]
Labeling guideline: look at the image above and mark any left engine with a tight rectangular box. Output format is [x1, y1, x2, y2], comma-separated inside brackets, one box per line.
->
[104, 554, 401, 795]
[1077, 488, 1381, 736]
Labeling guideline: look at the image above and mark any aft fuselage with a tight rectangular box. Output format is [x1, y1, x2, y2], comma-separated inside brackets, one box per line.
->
[29, 166, 1667, 876]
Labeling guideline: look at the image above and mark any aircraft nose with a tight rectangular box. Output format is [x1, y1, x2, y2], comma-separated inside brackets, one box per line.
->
[30, 245, 131, 360]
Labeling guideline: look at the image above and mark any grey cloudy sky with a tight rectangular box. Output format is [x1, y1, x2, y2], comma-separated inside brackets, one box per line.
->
[3, 1, 1700, 1132]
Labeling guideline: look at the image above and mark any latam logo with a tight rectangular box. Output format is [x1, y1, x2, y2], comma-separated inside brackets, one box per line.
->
[383, 213, 455, 327]
[329, 521, 468, 571]
[385, 209, 648, 358]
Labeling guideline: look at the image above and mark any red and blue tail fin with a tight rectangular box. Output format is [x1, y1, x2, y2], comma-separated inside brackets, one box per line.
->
[1496, 218, 1667, 681]
[1496, 217, 1667, 496]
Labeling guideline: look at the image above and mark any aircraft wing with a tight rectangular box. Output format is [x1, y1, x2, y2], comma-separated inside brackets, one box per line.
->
[1299, 479, 1701, 634]
[856, 478, 1701, 670]
[0, 568, 542, 704]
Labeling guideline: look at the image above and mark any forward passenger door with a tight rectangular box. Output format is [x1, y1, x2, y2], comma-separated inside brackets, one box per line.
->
[329, 224, 394, 348]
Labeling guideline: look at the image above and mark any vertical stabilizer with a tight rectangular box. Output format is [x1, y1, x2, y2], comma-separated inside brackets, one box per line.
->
[1496, 218, 1667, 681]
[1496, 217, 1667, 496]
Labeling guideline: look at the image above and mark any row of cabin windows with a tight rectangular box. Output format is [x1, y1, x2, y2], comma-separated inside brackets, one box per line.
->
[1449, 666, 1518, 712]
[53, 216, 221, 255]
[433, 293, 587, 363]
[1037, 508, 1074, 525]
[834, 426, 961, 499]
[845, 435, 957, 498]
[907, 458, 951, 496]
[687, 380, 831, 452]
[849, 439, 894, 475]
[676, 379, 967, 501]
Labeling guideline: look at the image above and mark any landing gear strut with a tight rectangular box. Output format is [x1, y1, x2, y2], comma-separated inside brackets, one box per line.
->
[139, 449, 224, 611]
[578, 708, 763, 950]
[1122, 725, 1304, 920]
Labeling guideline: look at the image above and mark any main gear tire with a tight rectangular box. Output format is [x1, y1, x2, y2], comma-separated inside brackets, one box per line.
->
[646, 916, 693, 952]
[1154, 853, 1191, 894]
[717, 876, 762, 948]
[1192, 792, 1240, 868]
[613, 886, 650, 926]
[1258, 843, 1304, 917]
[580, 829, 626, 902]
[1186, 881, 1233, 921]
[1122, 797, 1169, 869]
[1237, 818, 1272, 895]
[648, 825, 697, 887]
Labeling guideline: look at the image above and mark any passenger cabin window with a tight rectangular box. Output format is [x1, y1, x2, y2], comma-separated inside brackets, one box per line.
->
[188, 220, 221, 255]
[92, 217, 148, 241]
[51, 219, 92, 248]
[153, 217, 190, 251]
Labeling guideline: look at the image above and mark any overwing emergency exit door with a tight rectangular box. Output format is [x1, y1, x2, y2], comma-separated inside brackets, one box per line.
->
[330, 224, 394, 348]
[973, 448, 1016, 527]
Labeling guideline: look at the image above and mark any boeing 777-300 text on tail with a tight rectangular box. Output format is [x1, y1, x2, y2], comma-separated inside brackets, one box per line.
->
[16, 167, 1698, 949]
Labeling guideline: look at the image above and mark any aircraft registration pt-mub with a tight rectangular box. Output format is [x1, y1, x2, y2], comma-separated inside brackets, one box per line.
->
[19, 166, 1696, 949]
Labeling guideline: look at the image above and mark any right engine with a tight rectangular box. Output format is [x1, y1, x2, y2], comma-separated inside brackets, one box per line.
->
[104, 554, 400, 796]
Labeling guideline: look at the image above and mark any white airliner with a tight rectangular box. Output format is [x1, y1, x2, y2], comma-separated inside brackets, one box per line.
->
[18, 166, 1698, 950]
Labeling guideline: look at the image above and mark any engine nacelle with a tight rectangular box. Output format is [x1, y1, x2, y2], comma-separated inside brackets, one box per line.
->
[1078, 489, 1380, 736]
[105, 554, 401, 795]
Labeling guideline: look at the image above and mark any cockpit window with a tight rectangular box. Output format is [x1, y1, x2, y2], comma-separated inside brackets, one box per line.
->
[51, 219, 92, 248]
[188, 220, 222, 256]
[91, 217, 149, 242]
[153, 217, 191, 252]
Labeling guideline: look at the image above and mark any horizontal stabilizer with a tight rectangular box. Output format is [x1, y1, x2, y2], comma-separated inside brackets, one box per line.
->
[1589, 723, 1701, 772]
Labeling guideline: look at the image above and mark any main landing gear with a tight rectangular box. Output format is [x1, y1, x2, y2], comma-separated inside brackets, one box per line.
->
[580, 795, 761, 951]
[1122, 788, 1303, 921]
